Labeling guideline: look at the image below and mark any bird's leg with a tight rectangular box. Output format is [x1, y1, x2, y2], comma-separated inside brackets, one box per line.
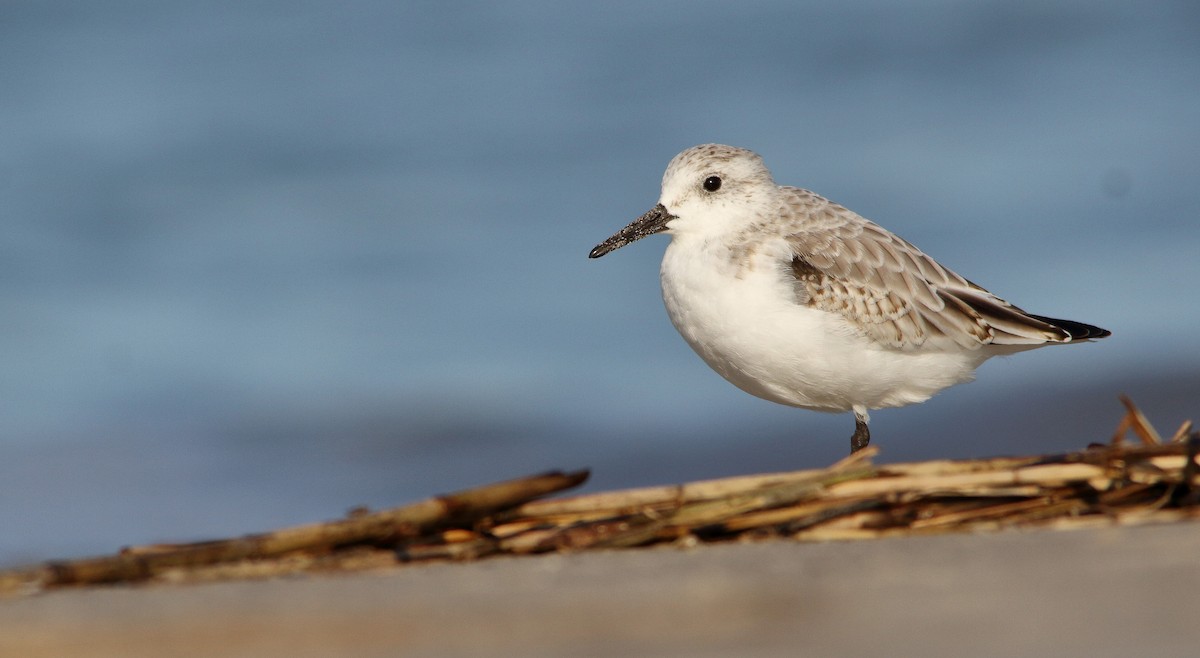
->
[850, 405, 871, 453]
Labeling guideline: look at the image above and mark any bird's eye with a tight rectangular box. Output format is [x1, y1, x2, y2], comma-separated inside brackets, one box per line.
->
[703, 176, 722, 192]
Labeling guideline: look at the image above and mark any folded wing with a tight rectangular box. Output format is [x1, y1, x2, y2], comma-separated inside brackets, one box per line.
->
[780, 187, 1101, 351]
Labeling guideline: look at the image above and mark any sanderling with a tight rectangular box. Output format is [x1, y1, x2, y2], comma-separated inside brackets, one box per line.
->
[590, 144, 1110, 453]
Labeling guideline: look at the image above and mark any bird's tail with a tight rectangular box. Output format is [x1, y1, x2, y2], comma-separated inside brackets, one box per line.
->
[1027, 314, 1112, 341]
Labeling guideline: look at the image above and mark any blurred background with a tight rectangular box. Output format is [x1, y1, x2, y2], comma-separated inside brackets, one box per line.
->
[2, 1, 1197, 564]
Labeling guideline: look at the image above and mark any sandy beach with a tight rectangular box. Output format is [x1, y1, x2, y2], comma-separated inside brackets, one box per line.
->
[3, 519, 1197, 657]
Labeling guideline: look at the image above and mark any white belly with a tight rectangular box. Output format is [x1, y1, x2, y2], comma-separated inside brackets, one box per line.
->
[659, 239, 987, 412]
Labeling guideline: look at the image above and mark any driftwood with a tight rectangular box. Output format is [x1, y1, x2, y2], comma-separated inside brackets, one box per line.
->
[0, 470, 588, 594]
[1, 398, 1196, 596]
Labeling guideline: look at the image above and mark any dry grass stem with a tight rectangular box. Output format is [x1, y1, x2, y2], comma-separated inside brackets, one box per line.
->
[2, 398, 1196, 596]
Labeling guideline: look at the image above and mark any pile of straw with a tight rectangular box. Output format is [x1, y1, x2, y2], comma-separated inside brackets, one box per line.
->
[2, 397, 1195, 595]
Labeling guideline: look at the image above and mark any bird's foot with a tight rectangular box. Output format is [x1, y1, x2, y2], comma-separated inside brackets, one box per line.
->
[850, 407, 871, 453]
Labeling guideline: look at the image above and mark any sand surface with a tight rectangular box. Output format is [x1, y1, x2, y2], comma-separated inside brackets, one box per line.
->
[2, 520, 1197, 657]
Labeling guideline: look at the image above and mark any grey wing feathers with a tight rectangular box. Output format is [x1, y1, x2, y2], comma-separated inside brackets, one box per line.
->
[780, 187, 1076, 350]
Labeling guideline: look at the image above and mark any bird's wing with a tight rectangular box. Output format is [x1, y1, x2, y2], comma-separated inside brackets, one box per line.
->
[779, 186, 1072, 350]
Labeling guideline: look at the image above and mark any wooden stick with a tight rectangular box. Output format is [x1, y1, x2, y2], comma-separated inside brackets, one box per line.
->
[1120, 394, 1162, 445]
[30, 469, 588, 588]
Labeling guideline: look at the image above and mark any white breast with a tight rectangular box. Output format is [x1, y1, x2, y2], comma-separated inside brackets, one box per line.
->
[658, 235, 987, 412]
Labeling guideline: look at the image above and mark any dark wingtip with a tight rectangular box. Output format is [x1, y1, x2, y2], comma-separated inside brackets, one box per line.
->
[1028, 314, 1112, 341]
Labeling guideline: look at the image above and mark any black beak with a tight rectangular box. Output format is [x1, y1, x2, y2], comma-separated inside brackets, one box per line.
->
[588, 204, 676, 259]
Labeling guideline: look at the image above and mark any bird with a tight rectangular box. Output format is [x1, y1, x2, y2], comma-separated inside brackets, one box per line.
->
[589, 144, 1110, 453]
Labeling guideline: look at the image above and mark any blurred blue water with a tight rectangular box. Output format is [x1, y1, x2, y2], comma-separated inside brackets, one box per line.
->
[2, 1, 1198, 563]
